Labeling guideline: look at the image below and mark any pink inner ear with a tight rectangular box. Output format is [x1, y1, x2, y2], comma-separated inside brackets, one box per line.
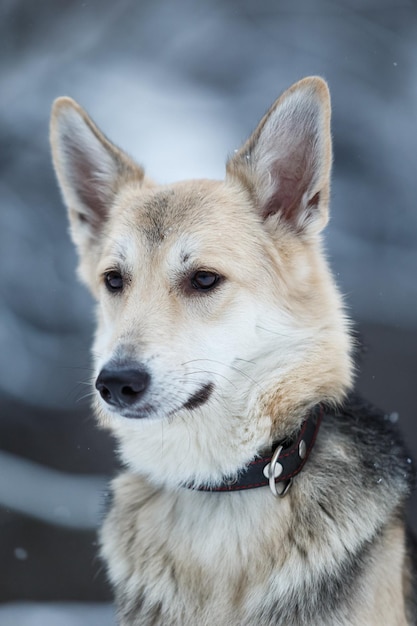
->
[226, 80, 331, 231]
[60, 130, 125, 234]
[261, 145, 315, 223]
[62, 136, 110, 225]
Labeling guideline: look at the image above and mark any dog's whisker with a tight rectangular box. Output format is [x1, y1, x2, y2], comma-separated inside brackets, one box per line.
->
[181, 369, 237, 389]
[255, 324, 288, 337]
[59, 365, 96, 371]
[75, 390, 97, 404]
[183, 358, 263, 390]
[64, 379, 94, 402]
[228, 364, 263, 389]
[234, 357, 257, 365]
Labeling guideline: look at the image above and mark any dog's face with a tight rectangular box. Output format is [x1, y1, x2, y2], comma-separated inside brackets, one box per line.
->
[50, 78, 352, 487]
[91, 182, 278, 418]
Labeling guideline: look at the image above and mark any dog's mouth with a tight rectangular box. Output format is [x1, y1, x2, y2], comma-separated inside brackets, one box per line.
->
[181, 382, 214, 411]
[96, 370, 214, 420]
[119, 383, 214, 420]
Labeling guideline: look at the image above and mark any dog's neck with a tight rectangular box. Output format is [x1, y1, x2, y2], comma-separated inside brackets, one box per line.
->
[189, 403, 323, 496]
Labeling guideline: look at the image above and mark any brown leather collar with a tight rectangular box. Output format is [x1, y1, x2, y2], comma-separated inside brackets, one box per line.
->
[191, 404, 323, 497]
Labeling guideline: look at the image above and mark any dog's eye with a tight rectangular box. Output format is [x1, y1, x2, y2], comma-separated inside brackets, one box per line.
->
[191, 271, 220, 291]
[104, 270, 123, 292]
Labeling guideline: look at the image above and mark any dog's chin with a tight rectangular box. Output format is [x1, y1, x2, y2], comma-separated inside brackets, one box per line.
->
[114, 405, 160, 421]
[97, 382, 215, 422]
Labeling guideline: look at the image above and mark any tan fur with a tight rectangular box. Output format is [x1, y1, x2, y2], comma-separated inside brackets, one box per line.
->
[50, 77, 413, 625]
[349, 523, 408, 626]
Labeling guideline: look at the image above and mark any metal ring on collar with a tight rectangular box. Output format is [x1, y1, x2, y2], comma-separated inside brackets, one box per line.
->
[267, 445, 283, 497]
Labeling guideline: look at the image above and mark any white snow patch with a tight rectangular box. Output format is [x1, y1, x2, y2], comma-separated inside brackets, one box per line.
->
[0, 602, 115, 626]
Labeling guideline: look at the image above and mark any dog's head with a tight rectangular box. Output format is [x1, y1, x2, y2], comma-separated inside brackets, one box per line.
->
[50, 77, 353, 487]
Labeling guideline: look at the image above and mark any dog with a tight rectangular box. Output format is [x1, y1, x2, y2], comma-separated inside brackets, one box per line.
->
[50, 77, 416, 625]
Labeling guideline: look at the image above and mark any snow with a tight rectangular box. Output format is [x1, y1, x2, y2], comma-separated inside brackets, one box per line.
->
[0, 603, 115, 626]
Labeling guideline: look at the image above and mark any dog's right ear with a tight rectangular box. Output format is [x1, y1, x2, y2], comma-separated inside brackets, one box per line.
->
[50, 97, 145, 251]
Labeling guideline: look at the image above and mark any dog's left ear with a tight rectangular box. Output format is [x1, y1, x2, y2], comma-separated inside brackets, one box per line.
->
[226, 76, 331, 235]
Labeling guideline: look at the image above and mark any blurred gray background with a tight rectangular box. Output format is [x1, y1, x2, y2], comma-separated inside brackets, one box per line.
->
[1, 0, 416, 623]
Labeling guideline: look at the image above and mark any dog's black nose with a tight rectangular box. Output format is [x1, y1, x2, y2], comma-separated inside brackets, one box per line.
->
[95, 366, 150, 408]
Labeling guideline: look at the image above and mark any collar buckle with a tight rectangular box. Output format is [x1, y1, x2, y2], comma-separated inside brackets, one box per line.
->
[263, 445, 293, 498]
